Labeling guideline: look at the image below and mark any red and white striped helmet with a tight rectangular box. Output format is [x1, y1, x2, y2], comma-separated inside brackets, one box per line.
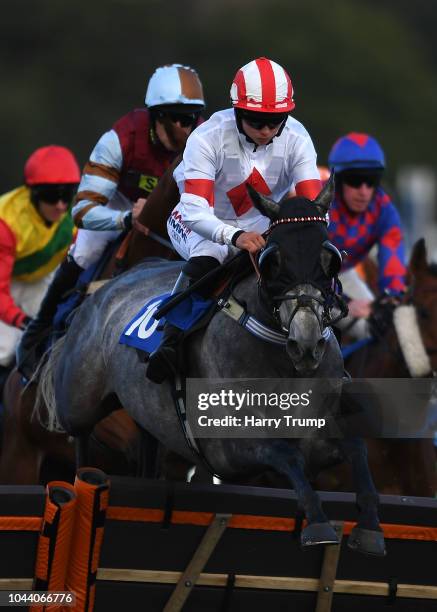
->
[230, 57, 295, 113]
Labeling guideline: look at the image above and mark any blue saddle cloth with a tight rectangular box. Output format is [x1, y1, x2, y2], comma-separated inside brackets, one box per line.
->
[341, 337, 374, 359]
[119, 292, 214, 355]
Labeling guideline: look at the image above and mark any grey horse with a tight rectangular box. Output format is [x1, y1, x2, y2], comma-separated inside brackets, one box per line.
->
[37, 177, 385, 555]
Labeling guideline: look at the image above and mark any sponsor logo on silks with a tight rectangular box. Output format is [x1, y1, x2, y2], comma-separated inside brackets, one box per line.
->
[139, 174, 159, 194]
[168, 210, 192, 242]
[119, 293, 170, 354]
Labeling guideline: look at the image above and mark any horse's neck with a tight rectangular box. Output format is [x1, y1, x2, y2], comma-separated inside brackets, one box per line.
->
[233, 276, 278, 328]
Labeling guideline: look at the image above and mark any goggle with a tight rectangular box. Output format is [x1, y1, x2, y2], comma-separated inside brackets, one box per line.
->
[241, 112, 288, 130]
[32, 184, 77, 205]
[342, 174, 380, 189]
[156, 111, 200, 128]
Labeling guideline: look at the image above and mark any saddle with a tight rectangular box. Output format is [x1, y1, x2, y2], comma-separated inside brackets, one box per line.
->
[120, 253, 254, 373]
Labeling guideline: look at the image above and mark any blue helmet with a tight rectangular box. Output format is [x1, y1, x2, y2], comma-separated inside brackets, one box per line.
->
[328, 132, 385, 174]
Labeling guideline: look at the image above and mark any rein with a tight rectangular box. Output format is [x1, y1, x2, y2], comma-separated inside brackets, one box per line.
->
[249, 252, 261, 281]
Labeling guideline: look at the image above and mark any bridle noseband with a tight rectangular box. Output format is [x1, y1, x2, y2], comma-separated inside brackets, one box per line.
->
[270, 285, 347, 334]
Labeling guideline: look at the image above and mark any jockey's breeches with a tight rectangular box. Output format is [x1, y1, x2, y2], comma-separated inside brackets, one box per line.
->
[167, 204, 267, 263]
[0, 275, 53, 367]
[69, 192, 130, 268]
[337, 267, 374, 339]
[70, 228, 121, 269]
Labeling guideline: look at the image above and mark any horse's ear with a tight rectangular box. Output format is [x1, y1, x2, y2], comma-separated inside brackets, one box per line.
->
[313, 171, 335, 215]
[258, 243, 281, 279]
[409, 238, 428, 277]
[321, 240, 342, 277]
[246, 184, 280, 220]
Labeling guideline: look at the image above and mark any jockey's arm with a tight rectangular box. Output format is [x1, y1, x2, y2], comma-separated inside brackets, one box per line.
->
[290, 135, 322, 200]
[72, 130, 130, 232]
[178, 128, 321, 251]
[376, 200, 407, 294]
[0, 221, 29, 328]
[295, 179, 322, 199]
[177, 132, 243, 246]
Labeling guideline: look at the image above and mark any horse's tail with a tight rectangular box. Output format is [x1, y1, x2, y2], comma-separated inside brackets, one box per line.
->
[33, 336, 67, 433]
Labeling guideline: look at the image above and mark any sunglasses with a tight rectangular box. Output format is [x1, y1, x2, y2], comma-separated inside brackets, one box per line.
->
[157, 111, 200, 128]
[33, 185, 76, 205]
[342, 175, 380, 189]
[241, 112, 288, 130]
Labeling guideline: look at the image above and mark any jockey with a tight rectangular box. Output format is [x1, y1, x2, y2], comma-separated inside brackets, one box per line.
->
[0, 146, 80, 381]
[17, 64, 205, 380]
[147, 57, 322, 383]
[327, 132, 407, 339]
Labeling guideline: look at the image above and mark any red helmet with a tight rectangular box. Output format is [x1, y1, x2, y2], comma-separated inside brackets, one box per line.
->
[24, 145, 81, 185]
[230, 57, 295, 113]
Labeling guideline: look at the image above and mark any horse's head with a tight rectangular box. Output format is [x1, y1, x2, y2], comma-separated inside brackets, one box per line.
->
[406, 239, 437, 374]
[247, 175, 346, 373]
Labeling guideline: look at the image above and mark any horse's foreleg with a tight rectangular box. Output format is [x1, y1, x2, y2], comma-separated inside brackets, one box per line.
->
[265, 442, 338, 547]
[0, 376, 44, 484]
[0, 430, 43, 484]
[337, 438, 386, 556]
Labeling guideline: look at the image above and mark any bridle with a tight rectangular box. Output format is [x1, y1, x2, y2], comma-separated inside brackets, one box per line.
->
[257, 214, 348, 335]
[269, 284, 348, 334]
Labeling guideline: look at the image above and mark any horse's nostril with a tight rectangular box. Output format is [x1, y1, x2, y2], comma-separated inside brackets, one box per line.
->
[287, 339, 303, 359]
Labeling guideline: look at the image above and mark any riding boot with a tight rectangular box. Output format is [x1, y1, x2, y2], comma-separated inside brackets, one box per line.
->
[146, 323, 184, 383]
[16, 256, 84, 380]
[146, 256, 221, 384]
[0, 364, 12, 400]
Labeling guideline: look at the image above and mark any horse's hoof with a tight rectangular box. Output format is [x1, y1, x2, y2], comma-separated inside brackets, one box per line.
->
[301, 522, 339, 547]
[347, 526, 386, 556]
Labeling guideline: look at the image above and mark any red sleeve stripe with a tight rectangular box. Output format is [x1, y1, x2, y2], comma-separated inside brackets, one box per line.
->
[295, 179, 322, 200]
[184, 178, 215, 207]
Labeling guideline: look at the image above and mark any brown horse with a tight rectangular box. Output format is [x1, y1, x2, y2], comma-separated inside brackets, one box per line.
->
[0, 159, 183, 485]
[316, 239, 437, 497]
[0, 369, 148, 484]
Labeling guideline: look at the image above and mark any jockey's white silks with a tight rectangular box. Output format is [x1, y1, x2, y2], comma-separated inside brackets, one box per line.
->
[393, 305, 432, 377]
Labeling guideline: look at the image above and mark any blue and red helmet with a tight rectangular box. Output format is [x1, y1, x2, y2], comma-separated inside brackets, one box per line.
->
[328, 132, 385, 174]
